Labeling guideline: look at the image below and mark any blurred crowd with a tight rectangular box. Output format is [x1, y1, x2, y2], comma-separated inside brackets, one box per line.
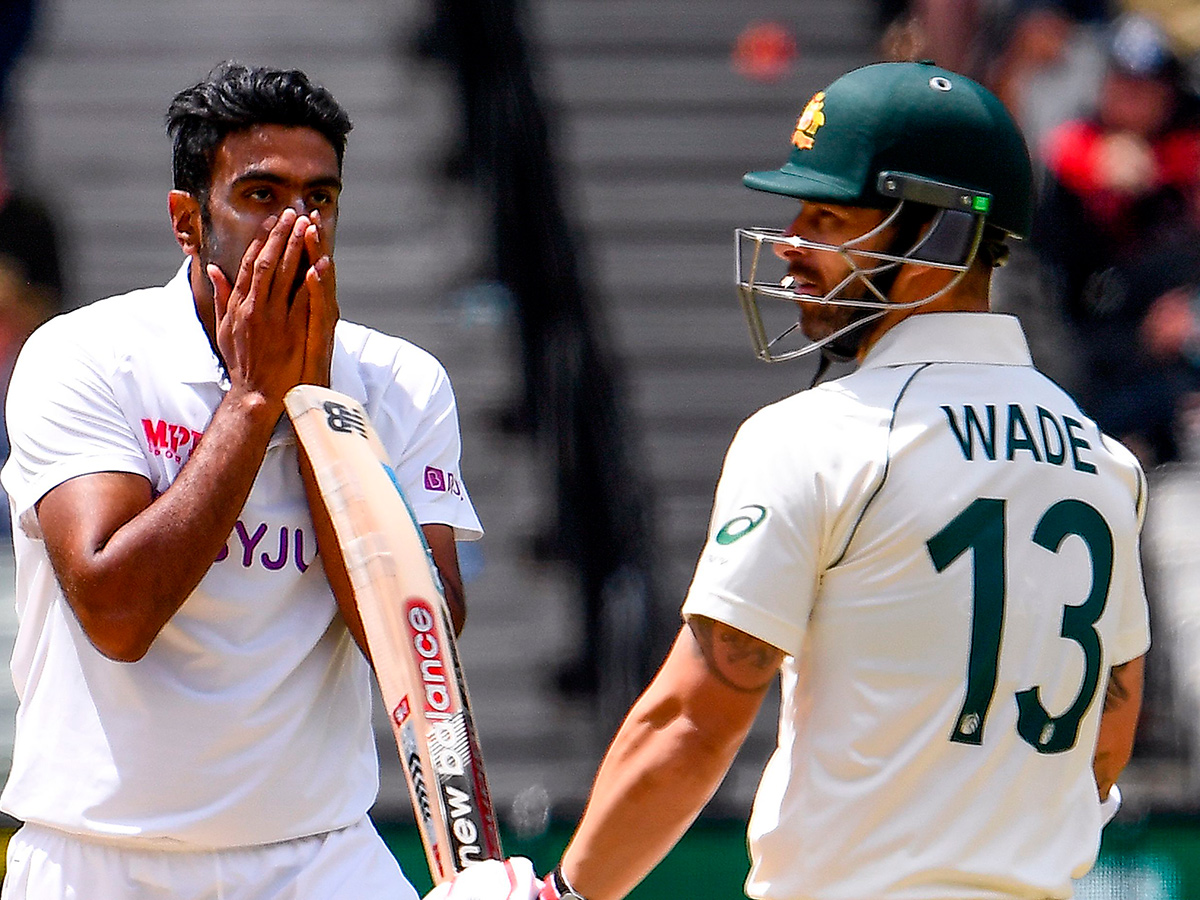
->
[0, 0, 63, 540]
[882, 0, 1200, 473]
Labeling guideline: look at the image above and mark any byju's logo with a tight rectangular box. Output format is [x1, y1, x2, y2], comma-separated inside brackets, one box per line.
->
[424, 466, 446, 491]
[323, 400, 366, 437]
[424, 466, 463, 497]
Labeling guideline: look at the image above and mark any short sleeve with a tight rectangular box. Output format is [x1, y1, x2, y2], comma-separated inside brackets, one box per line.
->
[682, 410, 826, 658]
[1, 318, 150, 537]
[378, 356, 482, 542]
[1099, 435, 1151, 666]
[1109, 519, 1151, 667]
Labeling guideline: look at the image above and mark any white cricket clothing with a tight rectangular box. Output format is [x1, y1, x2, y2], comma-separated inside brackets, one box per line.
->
[0, 260, 482, 850]
[683, 313, 1150, 900]
[1, 816, 415, 900]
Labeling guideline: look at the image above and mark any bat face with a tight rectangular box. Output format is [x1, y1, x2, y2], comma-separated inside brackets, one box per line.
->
[285, 385, 502, 883]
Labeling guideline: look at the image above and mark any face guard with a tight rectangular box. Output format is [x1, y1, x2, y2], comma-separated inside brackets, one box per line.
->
[736, 62, 1034, 364]
[735, 172, 989, 362]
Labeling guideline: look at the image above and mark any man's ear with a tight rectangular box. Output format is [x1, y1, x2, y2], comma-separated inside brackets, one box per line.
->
[168, 190, 203, 256]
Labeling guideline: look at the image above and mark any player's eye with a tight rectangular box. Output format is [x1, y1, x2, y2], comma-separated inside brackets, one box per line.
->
[247, 187, 275, 203]
[310, 189, 336, 207]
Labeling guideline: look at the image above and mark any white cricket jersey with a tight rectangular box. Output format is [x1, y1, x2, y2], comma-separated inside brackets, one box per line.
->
[682, 313, 1150, 900]
[0, 260, 483, 849]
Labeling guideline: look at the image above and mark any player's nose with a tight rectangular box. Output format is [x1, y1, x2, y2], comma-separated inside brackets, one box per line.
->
[280, 193, 315, 218]
[774, 209, 809, 261]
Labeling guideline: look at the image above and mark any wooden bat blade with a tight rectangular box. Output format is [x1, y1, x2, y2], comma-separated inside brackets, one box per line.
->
[284, 384, 502, 883]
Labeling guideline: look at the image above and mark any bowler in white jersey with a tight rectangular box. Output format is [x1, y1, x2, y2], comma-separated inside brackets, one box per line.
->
[430, 62, 1150, 900]
[0, 63, 482, 898]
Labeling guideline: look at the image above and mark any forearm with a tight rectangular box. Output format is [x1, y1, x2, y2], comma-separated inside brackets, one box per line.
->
[561, 691, 750, 900]
[45, 389, 280, 661]
[559, 622, 775, 900]
[1094, 655, 1144, 798]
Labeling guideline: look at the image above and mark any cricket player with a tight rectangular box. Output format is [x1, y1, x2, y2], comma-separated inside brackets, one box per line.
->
[0, 62, 481, 898]
[436, 61, 1149, 900]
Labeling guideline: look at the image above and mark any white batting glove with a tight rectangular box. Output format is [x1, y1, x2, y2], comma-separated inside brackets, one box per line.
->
[1100, 783, 1122, 826]
[424, 858, 542, 900]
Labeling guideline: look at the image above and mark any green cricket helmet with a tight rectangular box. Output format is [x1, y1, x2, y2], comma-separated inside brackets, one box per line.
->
[735, 61, 1035, 362]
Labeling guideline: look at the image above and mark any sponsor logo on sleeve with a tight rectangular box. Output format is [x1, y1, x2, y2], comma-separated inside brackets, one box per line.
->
[424, 465, 463, 498]
[715, 504, 768, 544]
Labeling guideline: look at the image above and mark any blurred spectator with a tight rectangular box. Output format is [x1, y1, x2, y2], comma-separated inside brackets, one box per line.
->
[879, 0, 1113, 157]
[879, 0, 985, 76]
[731, 21, 797, 84]
[0, 0, 61, 314]
[983, 2, 1115, 156]
[0, 0, 66, 542]
[0, 257, 53, 541]
[0, 0, 38, 156]
[0, 258, 52, 391]
[1035, 11, 1200, 468]
[0, 160, 64, 310]
[1126, 0, 1200, 63]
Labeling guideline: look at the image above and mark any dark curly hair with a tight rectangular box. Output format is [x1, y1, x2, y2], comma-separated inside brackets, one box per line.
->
[165, 62, 353, 200]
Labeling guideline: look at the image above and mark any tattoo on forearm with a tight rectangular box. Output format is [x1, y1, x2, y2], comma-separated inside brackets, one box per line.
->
[689, 616, 782, 693]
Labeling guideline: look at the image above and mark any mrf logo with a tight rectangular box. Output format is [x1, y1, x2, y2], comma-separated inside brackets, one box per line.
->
[323, 400, 366, 438]
[791, 91, 825, 150]
[424, 465, 463, 498]
[142, 419, 203, 463]
[405, 598, 453, 720]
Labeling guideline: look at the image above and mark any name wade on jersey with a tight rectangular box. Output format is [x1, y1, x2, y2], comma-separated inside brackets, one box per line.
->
[941, 403, 1098, 474]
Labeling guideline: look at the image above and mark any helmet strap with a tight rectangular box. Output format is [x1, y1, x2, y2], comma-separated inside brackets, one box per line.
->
[864, 202, 931, 300]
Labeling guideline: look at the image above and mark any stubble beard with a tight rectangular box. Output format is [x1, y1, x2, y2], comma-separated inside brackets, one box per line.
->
[197, 200, 225, 296]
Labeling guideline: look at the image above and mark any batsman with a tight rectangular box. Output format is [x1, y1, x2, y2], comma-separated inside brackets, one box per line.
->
[442, 61, 1149, 900]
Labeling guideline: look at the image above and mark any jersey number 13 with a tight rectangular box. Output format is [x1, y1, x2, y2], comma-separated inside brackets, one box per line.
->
[926, 497, 1112, 754]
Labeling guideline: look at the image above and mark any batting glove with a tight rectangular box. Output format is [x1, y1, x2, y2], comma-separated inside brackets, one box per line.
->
[424, 858, 542, 900]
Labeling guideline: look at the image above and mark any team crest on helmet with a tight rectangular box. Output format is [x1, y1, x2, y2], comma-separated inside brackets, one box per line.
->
[791, 91, 826, 150]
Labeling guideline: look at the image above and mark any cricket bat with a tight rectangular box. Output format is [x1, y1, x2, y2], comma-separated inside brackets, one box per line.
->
[284, 384, 503, 884]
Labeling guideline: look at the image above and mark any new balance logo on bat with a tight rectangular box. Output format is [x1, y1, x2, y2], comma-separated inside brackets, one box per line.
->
[406, 598, 452, 719]
[323, 400, 367, 438]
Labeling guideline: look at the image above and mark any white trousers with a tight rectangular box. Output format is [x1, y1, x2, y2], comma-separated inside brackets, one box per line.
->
[0, 817, 419, 900]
